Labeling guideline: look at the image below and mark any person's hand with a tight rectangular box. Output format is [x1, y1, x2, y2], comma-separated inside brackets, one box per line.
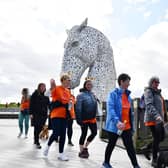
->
[156, 116, 162, 122]
[30, 115, 33, 119]
[117, 121, 126, 130]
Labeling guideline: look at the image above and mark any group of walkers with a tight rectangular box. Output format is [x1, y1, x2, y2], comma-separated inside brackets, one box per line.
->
[17, 73, 167, 168]
[17, 74, 98, 161]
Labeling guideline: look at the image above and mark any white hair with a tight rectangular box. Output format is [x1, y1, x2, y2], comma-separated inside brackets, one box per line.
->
[148, 76, 160, 87]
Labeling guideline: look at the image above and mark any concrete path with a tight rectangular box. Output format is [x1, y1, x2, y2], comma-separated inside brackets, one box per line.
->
[0, 119, 152, 168]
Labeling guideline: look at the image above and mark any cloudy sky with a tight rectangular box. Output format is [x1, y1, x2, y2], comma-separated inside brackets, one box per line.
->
[0, 0, 168, 103]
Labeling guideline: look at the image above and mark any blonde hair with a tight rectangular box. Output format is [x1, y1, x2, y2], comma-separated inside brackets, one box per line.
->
[60, 73, 71, 82]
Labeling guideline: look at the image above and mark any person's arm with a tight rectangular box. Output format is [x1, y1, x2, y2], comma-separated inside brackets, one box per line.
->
[29, 93, 36, 118]
[50, 79, 56, 89]
[50, 100, 68, 110]
[144, 89, 162, 121]
[106, 91, 120, 125]
[75, 94, 83, 125]
[162, 98, 168, 122]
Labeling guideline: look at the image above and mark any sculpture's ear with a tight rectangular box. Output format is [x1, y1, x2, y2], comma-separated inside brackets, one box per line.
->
[78, 18, 88, 32]
[66, 29, 69, 35]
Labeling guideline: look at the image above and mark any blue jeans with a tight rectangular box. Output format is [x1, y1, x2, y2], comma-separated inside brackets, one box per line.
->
[18, 112, 29, 135]
[48, 118, 67, 153]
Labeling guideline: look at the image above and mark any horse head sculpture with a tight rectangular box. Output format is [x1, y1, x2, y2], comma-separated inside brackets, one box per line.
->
[61, 18, 116, 101]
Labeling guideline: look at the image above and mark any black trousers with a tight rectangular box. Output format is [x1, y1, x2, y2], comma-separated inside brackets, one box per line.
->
[149, 123, 165, 160]
[48, 118, 67, 153]
[79, 122, 97, 145]
[33, 117, 46, 145]
[104, 129, 138, 166]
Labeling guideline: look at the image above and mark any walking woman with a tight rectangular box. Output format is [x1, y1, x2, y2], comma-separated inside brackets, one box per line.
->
[102, 73, 140, 168]
[43, 74, 71, 161]
[75, 79, 97, 158]
[18, 88, 30, 138]
[144, 76, 167, 167]
[29, 83, 50, 149]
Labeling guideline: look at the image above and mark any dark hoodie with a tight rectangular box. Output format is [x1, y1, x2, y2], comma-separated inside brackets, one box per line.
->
[29, 90, 50, 119]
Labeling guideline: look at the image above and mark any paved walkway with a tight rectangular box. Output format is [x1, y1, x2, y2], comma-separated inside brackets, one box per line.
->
[0, 119, 153, 168]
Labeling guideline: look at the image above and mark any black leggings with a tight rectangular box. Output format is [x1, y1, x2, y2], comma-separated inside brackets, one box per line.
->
[67, 119, 73, 142]
[79, 122, 97, 145]
[104, 129, 138, 167]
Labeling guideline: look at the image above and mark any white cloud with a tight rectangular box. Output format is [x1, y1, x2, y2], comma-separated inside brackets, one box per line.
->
[113, 21, 168, 98]
[165, 9, 168, 19]
[0, 0, 167, 104]
[126, 0, 159, 4]
[0, 0, 114, 103]
[144, 11, 152, 18]
[126, 0, 148, 4]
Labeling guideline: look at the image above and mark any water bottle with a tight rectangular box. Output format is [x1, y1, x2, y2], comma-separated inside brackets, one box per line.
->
[117, 120, 127, 136]
[68, 99, 72, 111]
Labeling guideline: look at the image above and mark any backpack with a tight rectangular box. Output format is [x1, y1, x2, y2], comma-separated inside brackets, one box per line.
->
[139, 94, 145, 109]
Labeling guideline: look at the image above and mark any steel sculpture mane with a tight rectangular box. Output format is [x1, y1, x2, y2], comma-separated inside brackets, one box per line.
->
[61, 18, 116, 101]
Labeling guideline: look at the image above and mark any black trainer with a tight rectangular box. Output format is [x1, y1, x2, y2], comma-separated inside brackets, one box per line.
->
[151, 159, 157, 167]
[36, 143, 42, 149]
[68, 141, 74, 146]
[143, 151, 151, 160]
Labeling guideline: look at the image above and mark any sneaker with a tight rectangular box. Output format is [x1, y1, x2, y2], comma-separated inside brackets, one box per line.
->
[102, 162, 113, 168]
[43, 145, 49, 156]
[68, 141, 74, 146]
[17, 133, 22, 138]
[83, 148, 89, 157]
[36, 144, 42, 149]
[78, 148, 89, 158]
[78, 151, 85, 158]
[24, 135, 28, 139]
[143, 152, 151, 160]
[58, 153, 69, 161]
[151, 159, 157, 167]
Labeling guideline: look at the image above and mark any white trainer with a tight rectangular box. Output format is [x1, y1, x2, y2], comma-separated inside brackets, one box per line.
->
[43, 145, 49, 157]
[17, 133, 22, 138]
[58, 153, 69, 161]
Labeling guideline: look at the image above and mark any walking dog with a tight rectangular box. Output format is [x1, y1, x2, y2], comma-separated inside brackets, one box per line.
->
[39, 125, 49, 140]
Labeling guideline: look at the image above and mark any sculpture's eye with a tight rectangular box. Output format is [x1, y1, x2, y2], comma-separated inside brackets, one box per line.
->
[71, 41, 79, 47]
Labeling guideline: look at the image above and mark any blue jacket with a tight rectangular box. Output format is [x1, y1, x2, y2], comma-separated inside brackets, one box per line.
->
[75, 90, 97, 123]
[104, 88, 134, 134]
